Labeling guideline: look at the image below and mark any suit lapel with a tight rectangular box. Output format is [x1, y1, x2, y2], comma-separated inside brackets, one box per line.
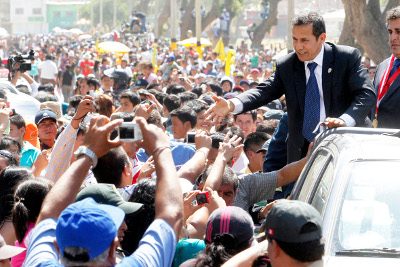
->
[375, 59, 390, 91]
[381, 60, 400, 104]
[322, 43, 334, 115]
[294, 56, 306, 115]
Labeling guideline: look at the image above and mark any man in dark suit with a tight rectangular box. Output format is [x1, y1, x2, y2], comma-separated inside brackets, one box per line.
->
[372, 7, 400, 129]
[206, 12, 376, 163]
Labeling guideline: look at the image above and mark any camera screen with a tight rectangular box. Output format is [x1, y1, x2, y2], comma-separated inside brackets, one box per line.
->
[186, 133, 195, 143]
[196, 193, 208, 205]
[119, 127, 135, 139]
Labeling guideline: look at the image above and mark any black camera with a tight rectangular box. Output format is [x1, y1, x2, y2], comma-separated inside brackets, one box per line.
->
[7, 50, 35, 73]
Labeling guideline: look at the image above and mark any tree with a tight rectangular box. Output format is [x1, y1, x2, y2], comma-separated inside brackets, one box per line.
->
[251, 0, 281, 48]
[339, 0, 400, 64]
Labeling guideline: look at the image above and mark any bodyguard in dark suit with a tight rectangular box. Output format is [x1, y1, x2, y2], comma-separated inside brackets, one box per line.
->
[372, 7, 400, 129]
[206, 12, 376, 163]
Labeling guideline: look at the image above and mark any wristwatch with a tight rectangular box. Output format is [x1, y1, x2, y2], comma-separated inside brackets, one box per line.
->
[74, 146, 98, 167]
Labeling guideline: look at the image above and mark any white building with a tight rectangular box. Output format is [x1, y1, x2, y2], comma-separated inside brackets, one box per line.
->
[10, 0, 48, 34]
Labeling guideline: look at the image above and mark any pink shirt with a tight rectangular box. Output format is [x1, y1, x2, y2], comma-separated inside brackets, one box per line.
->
[11, 222, 35, 267]
[146, 73, 158, 84]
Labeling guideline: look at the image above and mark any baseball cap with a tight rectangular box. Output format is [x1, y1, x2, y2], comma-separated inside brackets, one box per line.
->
[76, 184, 143, 215]
[56, 197, 125, 260]
[232, 86, 245, 93]
[251, 68, 260, 74]
[0, 234, 25, 260]
[263, 109, 284, 121]
[256, 139, 271, 153]
[249, 81, 259, 87]
[198, 94, 215, 106]
[35, 110, 57, 125]
[206, 60, 213, 66]
[40, 101, 70, 124]
[220, 76, 233, 87]
[195, 73, 207, 79]
[137, 89, 150, 95]
[134, 79, 149, 88]
[235, 71, 244, 78]
[265, 199, 322, 243]
[223, 92, 238, 100]
[239, 80, 249, 87]
[205, 207, 254, 248]
[76, 74, 85, 80]
[266, 99, 282, 110]
[167, 55, 176, 63]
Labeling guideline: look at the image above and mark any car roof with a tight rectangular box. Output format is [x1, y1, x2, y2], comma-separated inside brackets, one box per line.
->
[314, 127, 400, 161]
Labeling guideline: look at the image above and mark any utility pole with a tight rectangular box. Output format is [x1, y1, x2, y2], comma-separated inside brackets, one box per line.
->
[100, 0, 103, 29]
[195, 0, 201, 57]
[287, 0, 294, 52]
[113, 0, 117, 29]
[170, 0, 177, 50]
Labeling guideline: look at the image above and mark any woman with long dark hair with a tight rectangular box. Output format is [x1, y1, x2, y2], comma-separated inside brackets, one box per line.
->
[11, 179, 53, 267]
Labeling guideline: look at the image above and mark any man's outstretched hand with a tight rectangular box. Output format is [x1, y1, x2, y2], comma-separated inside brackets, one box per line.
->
[324, 117, 346, 128]
[204, 96, 235, 123]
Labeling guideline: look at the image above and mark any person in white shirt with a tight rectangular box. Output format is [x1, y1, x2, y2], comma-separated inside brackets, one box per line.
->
[37, 54, 58, 86]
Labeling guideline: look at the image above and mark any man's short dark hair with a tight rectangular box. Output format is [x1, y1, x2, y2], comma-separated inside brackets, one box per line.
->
[202, 164, 239, 192]
[208, 83, 224, 96]
[256, 119, 280, 135]
[34, 91, 58, 103]
[178, 92, 198, 104]
[87, 78, 100, 90]
[222, 126, 245, 144]
[233, 110, 257, 123]
[166, 83, 185, 95]
[38, 83, 55, 93]
[271, 237, 325, 262]
[292, 12, 326, 40]
[243, 132, 270, 154]
[386, 6, 400, 25]
[170, 106, 197, 128]
[16, 85, 30, 95]
[120, 90, 140, 106]
[183, 100, 207, 114]
[146, 83, 161, 90]
[163, 95, 181, 113]
[69, 95, 84, 110]
[147, 109, 163, 128]
[92, 147, 130, 187]
[10, 113, 26, 129]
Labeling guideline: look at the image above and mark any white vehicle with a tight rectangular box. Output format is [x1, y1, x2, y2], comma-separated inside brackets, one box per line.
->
[0, 80, 40, 122]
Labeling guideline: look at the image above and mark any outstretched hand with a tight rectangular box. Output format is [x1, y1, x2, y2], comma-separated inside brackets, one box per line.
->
[204, 96, 234, 123]
[218, 132, 244, 162]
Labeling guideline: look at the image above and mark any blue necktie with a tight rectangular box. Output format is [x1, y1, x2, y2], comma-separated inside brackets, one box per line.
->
[389, 58, 400, 78]
[303, 62, 320, 142]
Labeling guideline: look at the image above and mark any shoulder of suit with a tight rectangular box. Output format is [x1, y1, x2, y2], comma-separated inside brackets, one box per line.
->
[325, 42, 360, 56]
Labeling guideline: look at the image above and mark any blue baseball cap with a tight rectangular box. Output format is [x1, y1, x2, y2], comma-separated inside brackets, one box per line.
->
[56, 198, 125, 260]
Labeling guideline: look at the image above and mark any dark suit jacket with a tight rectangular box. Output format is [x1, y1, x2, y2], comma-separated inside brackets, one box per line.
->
[373, 57, 400, 128]
[237, 42, 376, 163]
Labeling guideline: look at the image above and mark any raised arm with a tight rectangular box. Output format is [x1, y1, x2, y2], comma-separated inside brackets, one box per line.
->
[37, 116, 122, 222]
[203, 133, 243, 191]
[177, 130, 211, 183]
[136, 118, 184, 238]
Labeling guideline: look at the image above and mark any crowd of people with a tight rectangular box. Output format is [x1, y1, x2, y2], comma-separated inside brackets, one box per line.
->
[1, 5, 400, 267]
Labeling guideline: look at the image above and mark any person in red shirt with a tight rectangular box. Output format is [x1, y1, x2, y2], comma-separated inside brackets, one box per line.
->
[79, 54, 94, 77]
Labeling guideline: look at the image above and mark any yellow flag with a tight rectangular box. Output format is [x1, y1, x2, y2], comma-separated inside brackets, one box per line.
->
[152, 44, 157, 68]
[225, 49, 235, 76]
[96, 38, 99, 59]
[213, 38, 226, 61]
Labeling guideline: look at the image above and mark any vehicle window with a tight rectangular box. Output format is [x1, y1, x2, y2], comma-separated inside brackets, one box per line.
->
[332, 160, 400, 255]
[310, 158, 334, 215]
[297, 149, 330, 202]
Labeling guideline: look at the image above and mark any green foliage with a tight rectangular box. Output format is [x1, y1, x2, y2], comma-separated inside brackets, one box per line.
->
[78, 0, 130, 28]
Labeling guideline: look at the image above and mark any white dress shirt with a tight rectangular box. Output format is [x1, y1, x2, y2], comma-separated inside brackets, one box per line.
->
[232, 44, 355, 127]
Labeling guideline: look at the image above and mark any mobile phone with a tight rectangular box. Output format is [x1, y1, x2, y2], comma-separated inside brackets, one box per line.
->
[196, 192, 209, 205]
[185, 132, 195, 143]
[180, 77, 184, 82]
[118, 122, 143, 142]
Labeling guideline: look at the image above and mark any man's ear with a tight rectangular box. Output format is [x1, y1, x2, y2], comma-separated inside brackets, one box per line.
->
[107, 237, 119, 266]
[54, 239, 60, 254]
[184, 121, 192, 131]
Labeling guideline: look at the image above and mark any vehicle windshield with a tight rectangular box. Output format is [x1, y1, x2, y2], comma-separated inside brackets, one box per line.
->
[332, 160, 400, 255]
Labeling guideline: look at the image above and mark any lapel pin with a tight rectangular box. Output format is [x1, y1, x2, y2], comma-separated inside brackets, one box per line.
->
[328, 68, 332, 73]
